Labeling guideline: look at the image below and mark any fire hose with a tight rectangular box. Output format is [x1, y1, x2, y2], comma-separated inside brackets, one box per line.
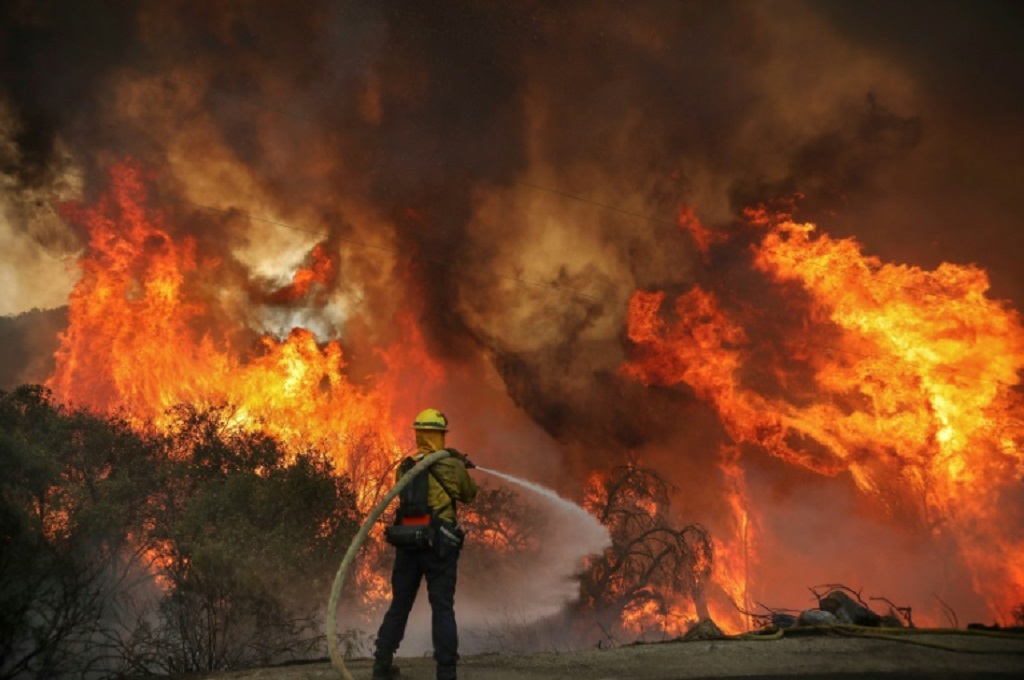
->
[325, 448, 452, 680]
[733, 624, 1024, 653]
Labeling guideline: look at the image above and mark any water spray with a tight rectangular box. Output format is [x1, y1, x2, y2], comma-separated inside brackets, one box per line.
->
[475, 466, 602, 534]
[472, 466, 611, 622]
[326, 454, 609, 680]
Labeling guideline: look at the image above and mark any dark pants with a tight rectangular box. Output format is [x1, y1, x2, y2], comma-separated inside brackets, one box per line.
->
[375, 543, 460, 669]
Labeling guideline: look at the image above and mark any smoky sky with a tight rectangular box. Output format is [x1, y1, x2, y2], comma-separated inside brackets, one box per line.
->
[820, 0, 1024, 121]
[2, 0, 1023, 450]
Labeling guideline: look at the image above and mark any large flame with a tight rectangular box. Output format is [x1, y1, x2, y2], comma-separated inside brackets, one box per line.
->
[713, 445, 757, 631]
[623, 210, 1024, 622]
[47, 161, 442, 498]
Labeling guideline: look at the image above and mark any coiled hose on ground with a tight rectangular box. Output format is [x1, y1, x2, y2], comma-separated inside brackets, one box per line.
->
[326, 448, 452, 680]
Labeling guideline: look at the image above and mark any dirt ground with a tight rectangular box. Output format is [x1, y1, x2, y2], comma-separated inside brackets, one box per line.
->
[181, 628, 1024, 680]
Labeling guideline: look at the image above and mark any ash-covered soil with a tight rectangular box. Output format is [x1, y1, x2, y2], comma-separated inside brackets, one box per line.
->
[178, 629, 1024, 679]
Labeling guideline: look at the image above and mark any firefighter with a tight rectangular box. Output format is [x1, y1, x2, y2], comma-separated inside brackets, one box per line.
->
[373, 408, 478, 680]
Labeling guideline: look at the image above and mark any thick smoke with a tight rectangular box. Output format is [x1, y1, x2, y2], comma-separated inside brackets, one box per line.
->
[3, 0, 1023, 625]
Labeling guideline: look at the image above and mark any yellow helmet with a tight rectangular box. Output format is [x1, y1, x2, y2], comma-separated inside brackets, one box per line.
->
[413, 408, 449, 431]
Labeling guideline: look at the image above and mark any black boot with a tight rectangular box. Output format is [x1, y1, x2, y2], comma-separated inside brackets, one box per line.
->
[372, 653, 400, 679]
[436, 664, 456, 680]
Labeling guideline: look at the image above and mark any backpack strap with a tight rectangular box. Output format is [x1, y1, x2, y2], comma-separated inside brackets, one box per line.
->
[396, 455, 430, 521]
[399, 450, 461, 521]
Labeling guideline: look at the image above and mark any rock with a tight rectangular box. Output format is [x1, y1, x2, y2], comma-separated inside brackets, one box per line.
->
[819, 590, 883, 627]
[798, 609, 839, 626]
[879, 612, 905, 628]
[681, 618, 726, 640]
[770, 613, 798, 629]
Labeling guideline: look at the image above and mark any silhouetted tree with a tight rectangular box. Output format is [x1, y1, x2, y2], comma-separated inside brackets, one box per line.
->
[0, 390, 363, 678]
[118, 404, 361, 674]
[579, 462, 713, 635]
[0, 385, 159, 679]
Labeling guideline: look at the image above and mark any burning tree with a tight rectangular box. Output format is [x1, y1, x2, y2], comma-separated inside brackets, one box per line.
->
[462, 486, 544, 554]
[579, 462, 713, 638]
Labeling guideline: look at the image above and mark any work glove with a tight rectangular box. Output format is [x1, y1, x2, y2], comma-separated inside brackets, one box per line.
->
[447, 447, 476, 468]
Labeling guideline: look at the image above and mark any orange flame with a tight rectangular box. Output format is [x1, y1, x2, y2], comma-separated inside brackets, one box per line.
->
[623, 213, 1024, 621]
[678, 206, 723, 261]
[713, 445, 757, 631]
[266, 242, 336, 305]
[47, 160, 442, 503]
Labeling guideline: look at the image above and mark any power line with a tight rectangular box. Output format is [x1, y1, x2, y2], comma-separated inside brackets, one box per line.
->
[93, 66, 1019, 369]
[150, 69, 994, 312]
[70, 73, 607, 302]
[515, 180, 679, 229]
[516, 183, 1021, 378]
[186, 193, 1003, 385]
[170, 196, 602, 303]
[159, 74, 323, 125]
[169, 189, 1008, 373]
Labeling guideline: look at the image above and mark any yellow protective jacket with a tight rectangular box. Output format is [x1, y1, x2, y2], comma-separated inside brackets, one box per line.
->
[402, 432, 477, 525]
